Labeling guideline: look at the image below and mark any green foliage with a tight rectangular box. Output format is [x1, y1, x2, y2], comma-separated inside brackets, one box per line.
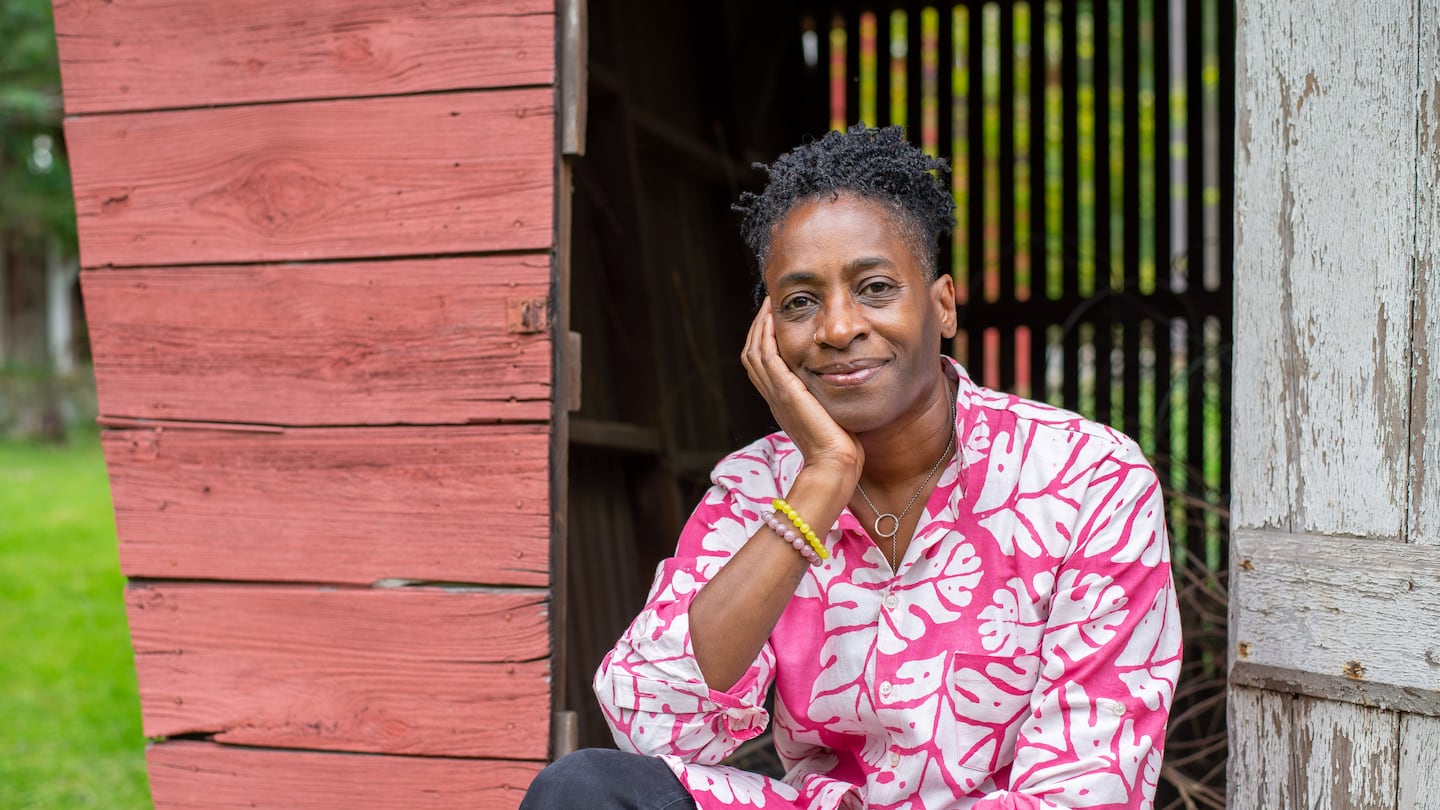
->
[0, 433, 151, 809]
[0, 0, 76, 249]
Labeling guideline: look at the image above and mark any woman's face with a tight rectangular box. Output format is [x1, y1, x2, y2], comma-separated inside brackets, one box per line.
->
[762, 192, 957, 434]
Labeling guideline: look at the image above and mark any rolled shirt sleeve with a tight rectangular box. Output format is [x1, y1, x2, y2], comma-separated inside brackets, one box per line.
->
[595, 470, 782, 765]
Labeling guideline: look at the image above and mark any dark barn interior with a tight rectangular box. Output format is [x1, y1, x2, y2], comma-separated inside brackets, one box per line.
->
[563, 0, 819, 751]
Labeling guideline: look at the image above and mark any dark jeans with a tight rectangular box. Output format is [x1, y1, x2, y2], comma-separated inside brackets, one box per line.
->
[520, 748, 698, 810]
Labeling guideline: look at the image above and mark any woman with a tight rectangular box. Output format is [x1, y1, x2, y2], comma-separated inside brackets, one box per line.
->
[523, 125, 1181, 809]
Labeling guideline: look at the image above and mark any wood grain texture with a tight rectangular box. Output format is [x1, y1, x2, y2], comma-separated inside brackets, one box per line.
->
[148, 741, 541, 810]
[104, 425, 549, 585]
[1229, 686, 1294, 809]
[1232, 0, 1417, 537]
[1231, 530, 1440, 696]
[83, 256, 551, 425]
[129, 584, 550, 758]
[1399, 714, 1440, 810]
[1232, 662, 1440, 719]
[53, 0, 553, 115]
[65, 89, 553, 268]
[1413, 2, 1440, 548]
[1292, 697, 1398, 809]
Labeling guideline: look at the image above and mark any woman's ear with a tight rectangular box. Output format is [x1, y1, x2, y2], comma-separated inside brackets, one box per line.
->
[931, 273, 958, 339]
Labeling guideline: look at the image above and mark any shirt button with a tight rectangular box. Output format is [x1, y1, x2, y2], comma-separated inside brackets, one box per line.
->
[1110, 701, 1126, 717]
[889, 752, 901, 767]
[878, 681, 893, 698]
[883, 593, 899, 610]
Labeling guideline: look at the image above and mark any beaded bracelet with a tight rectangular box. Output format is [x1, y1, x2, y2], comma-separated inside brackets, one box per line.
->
[771, 498, 830, 561]
[763, 510, 822, 566]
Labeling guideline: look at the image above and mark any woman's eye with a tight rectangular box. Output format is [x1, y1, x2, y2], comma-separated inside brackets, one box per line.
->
[782, 295, 814, 311]
[862, 281, 893, 295]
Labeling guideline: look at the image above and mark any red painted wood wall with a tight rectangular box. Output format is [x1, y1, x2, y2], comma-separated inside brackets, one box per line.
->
[52, 1, 561, 806]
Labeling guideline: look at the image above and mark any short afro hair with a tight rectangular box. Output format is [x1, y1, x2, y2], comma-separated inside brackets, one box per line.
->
[734, 124, 956, 279]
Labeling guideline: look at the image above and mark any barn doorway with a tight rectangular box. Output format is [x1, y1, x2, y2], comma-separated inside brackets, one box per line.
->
[562, 0, 814, 752]
[563, 2, 1234, 806]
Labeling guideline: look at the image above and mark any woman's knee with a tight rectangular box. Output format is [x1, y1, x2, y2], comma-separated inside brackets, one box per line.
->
[521, 749, 691, 810]
[526, 749, 618, 797]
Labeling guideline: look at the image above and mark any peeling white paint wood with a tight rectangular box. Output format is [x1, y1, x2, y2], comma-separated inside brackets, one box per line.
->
[1404, 711, 1440, 810]
[1412, 1, 1440, 548]
[1230, 687, 1294, 808]
[1232, 0, 1418, 537]
[1231, 661, 1440, 719]
[1399, 714, 1440, 810]
[1293, 697, 1399, 809]
[1233, 0, 1437, 803]
[1232, 529, 1440, 695]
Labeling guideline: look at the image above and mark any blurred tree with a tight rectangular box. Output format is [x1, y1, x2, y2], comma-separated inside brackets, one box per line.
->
[0, 0, 75, 251]
[1, 0, 85, 440]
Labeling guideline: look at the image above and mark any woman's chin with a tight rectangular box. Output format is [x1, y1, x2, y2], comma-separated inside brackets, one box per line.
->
[817, 401, 889, 436]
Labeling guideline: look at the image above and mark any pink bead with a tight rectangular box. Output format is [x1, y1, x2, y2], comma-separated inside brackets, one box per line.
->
[791, 537, 805, 549]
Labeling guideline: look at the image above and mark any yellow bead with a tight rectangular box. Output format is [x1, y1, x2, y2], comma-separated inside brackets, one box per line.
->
[799, 522, 810, 534]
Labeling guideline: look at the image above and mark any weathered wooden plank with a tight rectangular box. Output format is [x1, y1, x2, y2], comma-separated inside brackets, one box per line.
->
[83, 256, 551, 425]
[1229, 686, 1294, 809]
[1232, 662, 1440, 717]
[148, 741, 541, 810]
[104, 425, 549, 585]
[1292, 697, 1398, 809]
[1399, 714, 1440, 810]
[1231, 530, 1440, 697]
[1232, 0, 1417, 537]
[65, 89, 554, 268]
[129, 584, 550, 758]
[1231, 662, 1440, 719]
[52, 0, 553, 115]
[1413, 2, 1440, 548]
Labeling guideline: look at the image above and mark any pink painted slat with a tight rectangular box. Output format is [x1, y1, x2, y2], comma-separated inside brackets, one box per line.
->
[130, 585, 551, 758]
[83, 256, 551, 425]
[104, 425, 549, 585]
[65, 89, 554, 268]
[52, 0, 554, 114]
[148, 741, 541, 810]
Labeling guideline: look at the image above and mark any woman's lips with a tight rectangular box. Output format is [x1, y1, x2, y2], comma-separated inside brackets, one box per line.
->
[813, 361, 884, 387]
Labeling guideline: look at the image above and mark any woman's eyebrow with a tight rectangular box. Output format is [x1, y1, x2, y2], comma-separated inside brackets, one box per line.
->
[775, 257, 893, 289]
[775, 270, 822, 288]
[843, 256, 892, 274]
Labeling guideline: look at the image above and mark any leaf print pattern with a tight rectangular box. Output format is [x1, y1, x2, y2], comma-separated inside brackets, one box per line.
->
[595, 359, 1182, 809]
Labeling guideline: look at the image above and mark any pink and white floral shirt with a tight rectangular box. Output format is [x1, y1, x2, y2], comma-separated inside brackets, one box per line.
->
[595, 359, 1182, 809]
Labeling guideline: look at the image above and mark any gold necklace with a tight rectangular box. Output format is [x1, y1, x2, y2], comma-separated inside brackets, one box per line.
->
[856, 382, 957, 569]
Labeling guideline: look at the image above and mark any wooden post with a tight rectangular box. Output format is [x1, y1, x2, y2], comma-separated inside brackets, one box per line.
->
[1231, 0, 1440, 805]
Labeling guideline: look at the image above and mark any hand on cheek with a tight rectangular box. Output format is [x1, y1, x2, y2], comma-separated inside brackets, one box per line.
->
[741, 298, 864, 484]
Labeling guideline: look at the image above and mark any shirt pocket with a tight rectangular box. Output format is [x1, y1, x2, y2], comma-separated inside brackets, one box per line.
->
[945, 651, 1041, 773]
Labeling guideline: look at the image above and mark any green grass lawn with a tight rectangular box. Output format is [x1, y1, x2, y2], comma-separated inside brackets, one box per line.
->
[0, 431, 151, 809]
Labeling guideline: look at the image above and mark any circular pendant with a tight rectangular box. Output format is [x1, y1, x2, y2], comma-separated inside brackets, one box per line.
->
[873, 513, 901, 539]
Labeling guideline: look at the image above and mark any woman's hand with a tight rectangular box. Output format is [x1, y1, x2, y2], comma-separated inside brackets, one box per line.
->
[690, 298, 866, 691]
[741, 298, 864, 487]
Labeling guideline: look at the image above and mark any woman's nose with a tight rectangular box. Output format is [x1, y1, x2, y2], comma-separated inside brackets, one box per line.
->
[814, 298, 868, 348]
